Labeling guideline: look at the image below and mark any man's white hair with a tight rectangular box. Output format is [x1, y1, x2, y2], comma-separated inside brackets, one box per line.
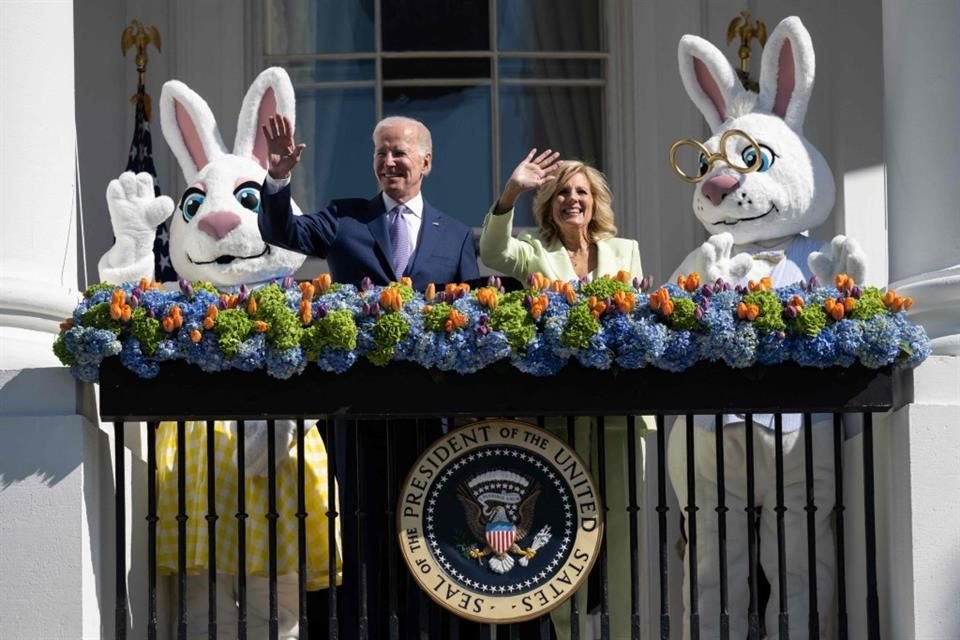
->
[373, 115, 433, 155]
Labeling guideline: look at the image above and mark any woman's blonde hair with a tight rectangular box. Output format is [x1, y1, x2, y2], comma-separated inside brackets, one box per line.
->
[531, 160, 618, 245]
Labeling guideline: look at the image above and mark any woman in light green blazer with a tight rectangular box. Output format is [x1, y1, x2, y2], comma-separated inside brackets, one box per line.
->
[480, 150, 653, 640]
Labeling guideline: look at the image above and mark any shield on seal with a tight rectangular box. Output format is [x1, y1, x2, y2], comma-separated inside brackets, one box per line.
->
[485, 520, 516, 555]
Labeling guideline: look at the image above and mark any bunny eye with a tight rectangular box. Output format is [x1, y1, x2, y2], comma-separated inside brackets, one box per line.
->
[698, 153, 709, 177]
[740, 145, 776, 172]
[180, 189, 206, 222]
[234, 183, 262, 214]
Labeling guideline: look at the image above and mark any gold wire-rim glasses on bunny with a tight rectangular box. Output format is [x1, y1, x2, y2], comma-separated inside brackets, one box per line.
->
[669, 128, 763, 183]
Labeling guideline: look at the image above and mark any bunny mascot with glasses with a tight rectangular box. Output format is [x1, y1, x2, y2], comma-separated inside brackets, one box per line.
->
[666, 17, 866, 640]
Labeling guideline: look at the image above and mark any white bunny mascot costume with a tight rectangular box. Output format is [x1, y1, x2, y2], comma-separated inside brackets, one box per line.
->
[666, 18, 865, 639]
[99, 68, 339, 639]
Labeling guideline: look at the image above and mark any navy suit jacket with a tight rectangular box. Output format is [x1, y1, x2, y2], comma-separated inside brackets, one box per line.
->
[259, 185, 479, 290]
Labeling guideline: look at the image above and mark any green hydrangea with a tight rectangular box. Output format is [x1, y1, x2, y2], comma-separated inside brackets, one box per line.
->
[81, 303, 123, 335]
[669, 297, 700, 331]
[214, 309, 253, 357]
[129, 308, 162, 356]
[367, 313, 410, 366]
[251, 285, 302, 350]
[301, 309, 358, 360]
[53, 334, 75, 366]
[424, 303, 454, 333]
[390, 282, 416, 304]
[742, 290, 786, 333]
[562, 302, 600, 349]
[192, 281, 219, 296]
[793, 304, 828, 337]
[490, 302, 536, 350]
[580, 276, 631, 299]
[83, 283, 115, 298]
[849, 287, 887, 321]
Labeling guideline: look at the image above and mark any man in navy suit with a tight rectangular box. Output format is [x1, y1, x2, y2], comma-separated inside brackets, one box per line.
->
[260, 114, 479, 639]
[259, 114, 478, 289]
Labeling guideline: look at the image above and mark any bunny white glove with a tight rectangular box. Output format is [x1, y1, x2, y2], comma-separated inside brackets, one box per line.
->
[697, 233, 755, 284]
[808, 235, 868, 286]
[98, 171, 175, 284]
[241, 419, 296, 478]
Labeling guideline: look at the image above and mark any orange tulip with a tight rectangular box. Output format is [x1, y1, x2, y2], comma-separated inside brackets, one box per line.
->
[789, 295, 805, 309]
[612, 290, 635, 314]
[835, 274, 855, 291]
[649, 288, 671, 313]
[676, 272, 700, 292]
[824, 298, 845, 320]
[162, 317, 175, 333]
[312, 273, 332, 295]
[843, 297, 857, 312]
[614, 270, 631, 284]
[253, 320, 270, 333]
[190, 329, 203, 343]
[425, 283, 436, 302]
[59, 318, 73, 332]
[400, 276, 413, 288]
[422, 304, 433, 314]
[247, 297, 258, 315]
[120, 306, 132, 323]
[476, 287, 499, 310]
[299, 282, 316, 302]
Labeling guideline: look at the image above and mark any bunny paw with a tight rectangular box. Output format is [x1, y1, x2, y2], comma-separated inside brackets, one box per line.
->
[98, 172, 175, 283]
[698, 233, 754, 284]
[808, 235, 868, 286]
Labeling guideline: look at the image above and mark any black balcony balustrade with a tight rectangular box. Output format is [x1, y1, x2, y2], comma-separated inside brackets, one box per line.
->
[99, 358, 914, 640]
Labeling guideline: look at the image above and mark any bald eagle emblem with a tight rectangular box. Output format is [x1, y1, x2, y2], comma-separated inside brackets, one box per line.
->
[456, 470, 552, 574]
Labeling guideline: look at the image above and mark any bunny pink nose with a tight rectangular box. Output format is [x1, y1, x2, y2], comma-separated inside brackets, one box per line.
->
[701, 174, 740, 206]
[198, 211, 242, 240]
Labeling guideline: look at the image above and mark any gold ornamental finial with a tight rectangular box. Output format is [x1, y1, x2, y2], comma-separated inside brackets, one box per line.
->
[121, 20, 161, 120]
[726, 10, 767, 92]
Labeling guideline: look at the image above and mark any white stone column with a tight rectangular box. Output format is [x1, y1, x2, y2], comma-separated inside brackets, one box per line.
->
[0, 2, 125, 639]
[879, 2, 960, 639]
[0, 0, 81, 369]
[883, 0, 960, 355]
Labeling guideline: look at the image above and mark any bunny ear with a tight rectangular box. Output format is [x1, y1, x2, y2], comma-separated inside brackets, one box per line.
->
[234, 67, 297, 170]
[159, 80, 228, 183]
[678, 34, 742, 132]
[757, 16, 816, 131]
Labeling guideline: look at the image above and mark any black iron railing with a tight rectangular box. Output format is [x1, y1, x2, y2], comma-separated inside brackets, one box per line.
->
[99, 359, 913, 640]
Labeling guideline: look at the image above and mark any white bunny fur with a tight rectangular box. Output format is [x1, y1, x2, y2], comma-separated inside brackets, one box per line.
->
[670, 16, 867, 286]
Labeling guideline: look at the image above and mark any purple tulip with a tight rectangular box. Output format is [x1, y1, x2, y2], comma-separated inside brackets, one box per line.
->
[783, 305, 798, 320]
[361, 301, 371, 315]
[499, 286, 506, 294]
[633, 276, 642, 290]
[369, 302, 381, 317]
[147, 309, 156, 319]
[777, 330, 786, 340]
[238, 284, 250, 303]
[361, 276, 373, 291]
[178, 277, 190, 293]
[128, 294, 140, 309]
[700, 298, 711, 310]
[184, 283, 194, 299]
[282, 275, 295, 290]
[851, 286, 862, 299]
[640, 275, 654, 291]
[808, 275, 819, 290]
[524, 294, 534, 308]
[700, 285, 713, 298]
[316, 305, 327, 319]
[580, 275, 590, 285]
[694, 306, 704, 320]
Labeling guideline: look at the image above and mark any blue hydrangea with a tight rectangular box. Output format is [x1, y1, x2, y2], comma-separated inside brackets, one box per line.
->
[315, 345, 357, 374]
[893, 313, 932, 367]
[656, 330, 700, 372]
[792, 329, 840, 368]
[265, 346, 306, 379]
[120, 339, 160, 379]
[228, 334, 266, 372]
[511, 334, 567, 376]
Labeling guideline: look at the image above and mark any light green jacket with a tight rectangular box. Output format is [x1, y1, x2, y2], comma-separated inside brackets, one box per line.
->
[479, 206, 644, 282]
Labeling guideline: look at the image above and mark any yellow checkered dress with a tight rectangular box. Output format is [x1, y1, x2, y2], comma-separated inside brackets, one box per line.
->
[155, 421, 341, 590]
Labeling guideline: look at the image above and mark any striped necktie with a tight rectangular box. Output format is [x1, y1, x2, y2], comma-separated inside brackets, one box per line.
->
[389, 204, 412, 277]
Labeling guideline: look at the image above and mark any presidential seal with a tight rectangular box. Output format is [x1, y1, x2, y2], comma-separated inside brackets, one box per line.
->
[398, 420, 603, 623]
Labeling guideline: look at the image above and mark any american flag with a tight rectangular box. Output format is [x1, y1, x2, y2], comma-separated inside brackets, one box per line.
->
[126, 78, 177, 282]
